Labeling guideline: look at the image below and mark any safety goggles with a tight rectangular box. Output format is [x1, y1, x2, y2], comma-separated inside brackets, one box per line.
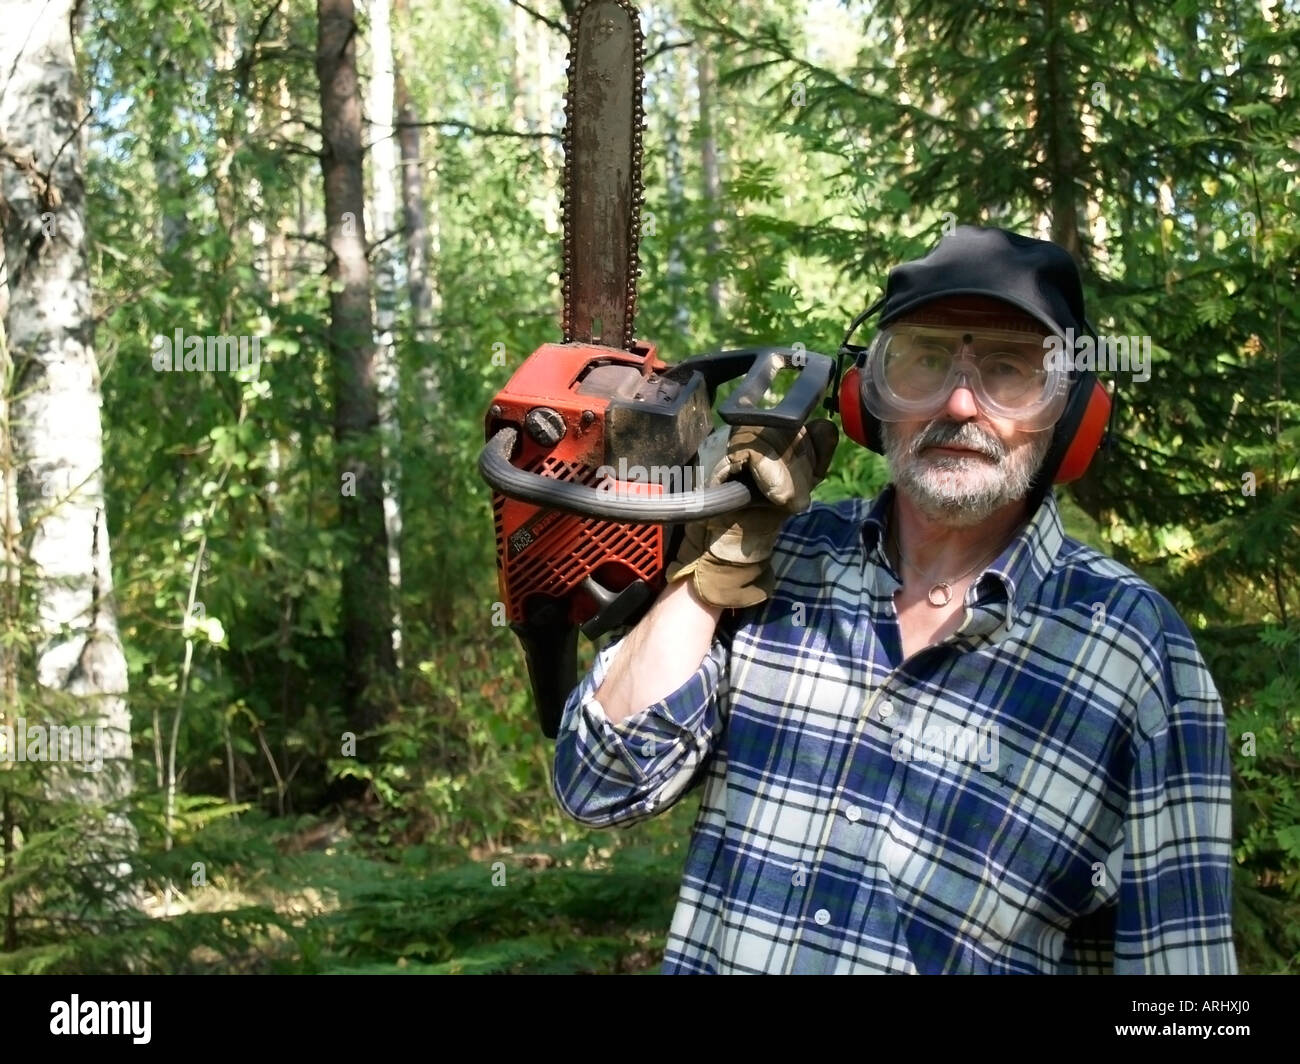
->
[861, 322, 1069, 430]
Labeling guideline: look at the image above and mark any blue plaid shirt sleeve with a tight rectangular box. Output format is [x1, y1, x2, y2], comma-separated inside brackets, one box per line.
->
[1059, 674, 1236, 975]
[552, 628, 729, 828]
[1113, 654, 1237, 974]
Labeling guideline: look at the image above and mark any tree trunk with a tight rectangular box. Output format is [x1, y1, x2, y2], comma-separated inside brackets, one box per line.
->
[696, 47, 723, 317]
[0, 0, 136, 905]
[1040, 0, 1082, 263]
[511, 1, 529, 131]
[366, 0, 404, 668]
[0, 308, 19, 949]
[535, 4, 561, 241]
[392, 0, 438, 401]
[316, 0, 396, 740]
[663, 29, 689, 336]
[1035, 0, 1109, 525]
[148, 28, 187, 258]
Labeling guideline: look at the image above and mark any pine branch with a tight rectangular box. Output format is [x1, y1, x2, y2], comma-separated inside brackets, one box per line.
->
[267, 138, 325, 159]
[235, 0, 287, 97]
[507, 0, 566, 35]
[401, 119, 560, 142]
[647, 38, 693, 64]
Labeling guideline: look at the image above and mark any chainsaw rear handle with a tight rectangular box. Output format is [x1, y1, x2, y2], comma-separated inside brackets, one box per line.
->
[680, 347, 835, 428]
[479, 347, 835, 522]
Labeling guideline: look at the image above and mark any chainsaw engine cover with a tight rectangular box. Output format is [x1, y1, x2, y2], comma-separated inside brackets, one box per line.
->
[485, 340, 712, 635]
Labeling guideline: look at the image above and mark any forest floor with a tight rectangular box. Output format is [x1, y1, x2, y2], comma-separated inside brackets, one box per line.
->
[120, 792, 701, 975]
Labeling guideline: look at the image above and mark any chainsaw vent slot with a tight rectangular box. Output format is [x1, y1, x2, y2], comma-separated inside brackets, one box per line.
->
[491, 455, 662, 625]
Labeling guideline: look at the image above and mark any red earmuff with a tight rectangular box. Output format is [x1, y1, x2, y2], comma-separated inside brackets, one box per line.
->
[838, 365, 871, 449]
[1052, 376, 1111, 483]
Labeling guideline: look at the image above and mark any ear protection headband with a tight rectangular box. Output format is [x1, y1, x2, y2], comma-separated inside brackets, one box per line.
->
[828, 299, 1113, 487]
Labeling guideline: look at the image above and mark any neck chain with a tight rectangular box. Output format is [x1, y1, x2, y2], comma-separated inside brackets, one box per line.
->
[889, 523, 1002, 608]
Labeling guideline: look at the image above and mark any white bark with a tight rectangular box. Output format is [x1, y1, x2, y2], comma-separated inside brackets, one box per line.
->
[393, 0, 439, 409]
[662, 21, 689, 336]
[365, 0, 404, 666]
[0, 0, 135, 896]
[696, 47, 723, 315]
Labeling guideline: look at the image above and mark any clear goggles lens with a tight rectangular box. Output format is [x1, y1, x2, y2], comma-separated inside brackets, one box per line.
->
[862, 323, 1069, 430]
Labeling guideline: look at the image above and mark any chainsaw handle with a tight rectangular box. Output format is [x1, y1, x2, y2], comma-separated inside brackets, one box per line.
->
[673, 347, 836, 428]
[480, 427, 755, 521]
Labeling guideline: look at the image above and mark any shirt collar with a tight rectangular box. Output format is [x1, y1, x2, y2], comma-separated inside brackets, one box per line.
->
[860, 487, 895, 565]
[859, 483, 1066, 627]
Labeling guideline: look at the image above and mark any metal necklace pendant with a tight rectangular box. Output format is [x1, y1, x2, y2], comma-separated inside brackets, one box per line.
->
[927, 582, 953, 608]
[891, 523, 997, 610]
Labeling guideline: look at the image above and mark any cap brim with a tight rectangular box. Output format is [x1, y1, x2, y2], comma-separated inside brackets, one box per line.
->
[878, 288, 1070, 340]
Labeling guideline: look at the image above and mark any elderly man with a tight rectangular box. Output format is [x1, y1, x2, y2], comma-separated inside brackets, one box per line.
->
[552, 226, 1237, 975]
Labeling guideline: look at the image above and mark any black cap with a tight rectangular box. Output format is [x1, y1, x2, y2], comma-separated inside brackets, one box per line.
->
[877, 226, 1091, 341]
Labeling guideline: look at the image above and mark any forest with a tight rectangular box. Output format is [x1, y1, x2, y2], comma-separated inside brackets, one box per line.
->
[0, 0, 1295, 975]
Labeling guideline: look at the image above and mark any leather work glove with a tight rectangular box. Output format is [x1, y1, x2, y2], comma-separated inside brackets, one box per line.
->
[667, 418, 839, 609]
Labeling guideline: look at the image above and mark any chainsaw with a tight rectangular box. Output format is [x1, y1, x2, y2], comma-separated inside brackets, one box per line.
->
[479, 0, 834, 737]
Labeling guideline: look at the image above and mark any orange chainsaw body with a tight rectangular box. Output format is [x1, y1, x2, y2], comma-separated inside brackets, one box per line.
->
[486, 340, 694, 630]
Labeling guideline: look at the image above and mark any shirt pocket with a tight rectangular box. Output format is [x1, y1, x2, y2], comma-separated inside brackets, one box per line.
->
[976, 755, 1106, 933]
[885, 752, 1088, 946]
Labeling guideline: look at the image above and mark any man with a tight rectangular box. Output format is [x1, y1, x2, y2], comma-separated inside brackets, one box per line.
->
[552, 226, 1237, 975]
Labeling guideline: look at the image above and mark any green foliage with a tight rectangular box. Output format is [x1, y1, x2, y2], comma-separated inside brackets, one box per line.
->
[1202, 624, 1300, 973]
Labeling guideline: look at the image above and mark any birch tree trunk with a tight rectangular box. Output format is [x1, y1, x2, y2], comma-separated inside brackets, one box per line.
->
[316, 0, 397, 741]
[0, 307, 19, 949]
[695, 47, 723, 317]
[511, 1, 529, 131]
[392, 0, 438, 404]
[365, 0, 404, 668]
[661, 15, 689, 337]
[0, 0, 135, 900]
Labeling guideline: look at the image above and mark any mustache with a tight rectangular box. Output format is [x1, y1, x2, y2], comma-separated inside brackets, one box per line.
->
[910, 420, 1006, 461]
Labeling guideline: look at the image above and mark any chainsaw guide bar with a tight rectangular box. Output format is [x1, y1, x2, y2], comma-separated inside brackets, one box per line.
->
[561, 0, 645, 351]
[481, 0, 838, 737]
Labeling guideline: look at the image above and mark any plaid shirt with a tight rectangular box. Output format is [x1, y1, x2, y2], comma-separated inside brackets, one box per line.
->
[552, 487, 1237, 974]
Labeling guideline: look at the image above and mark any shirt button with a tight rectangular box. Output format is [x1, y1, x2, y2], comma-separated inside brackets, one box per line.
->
[879, 699, 894, 718]
[844, 804, 862, 823]
[814, 908, 831, 926]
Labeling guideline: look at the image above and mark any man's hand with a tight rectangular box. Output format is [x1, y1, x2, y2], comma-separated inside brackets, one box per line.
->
[667, 418, 839, 608]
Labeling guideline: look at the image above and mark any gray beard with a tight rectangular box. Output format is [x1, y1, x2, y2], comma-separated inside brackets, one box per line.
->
[881, 418, 1053, 528]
